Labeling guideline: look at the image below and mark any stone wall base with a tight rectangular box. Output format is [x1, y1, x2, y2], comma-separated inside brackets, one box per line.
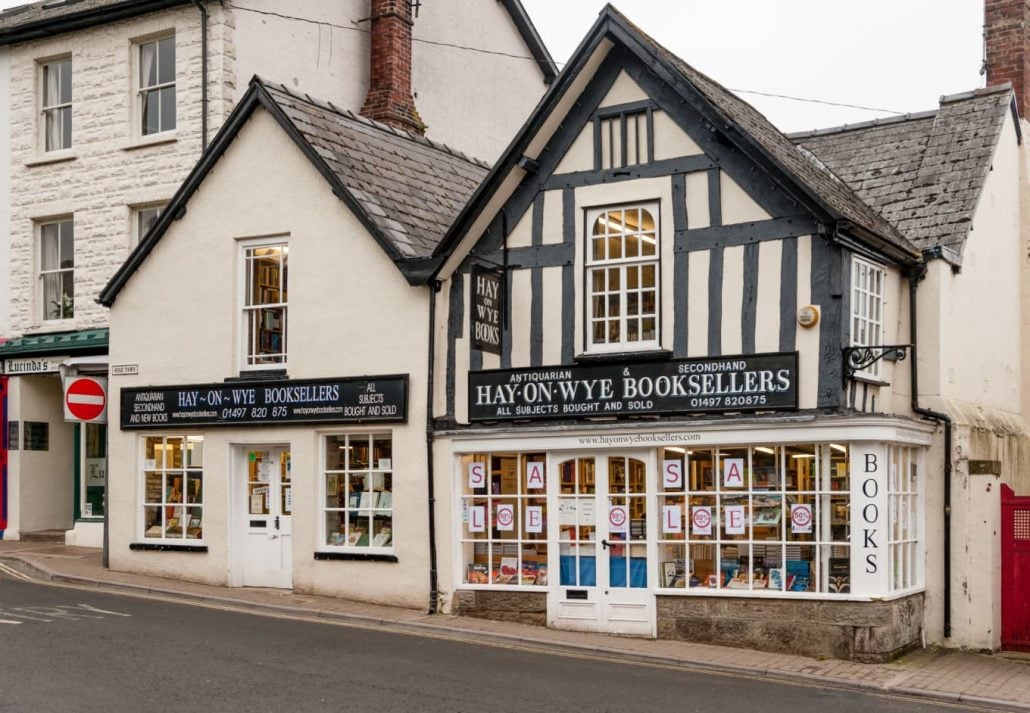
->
[657, 593, 924, 662]
[453, 590, 547, 626]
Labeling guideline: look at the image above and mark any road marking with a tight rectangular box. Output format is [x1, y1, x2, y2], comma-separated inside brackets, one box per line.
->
[0, 566, 1006, 712]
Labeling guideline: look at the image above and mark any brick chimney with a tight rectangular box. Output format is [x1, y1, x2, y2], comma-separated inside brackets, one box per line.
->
[360, 0, 425, 134]
[985, 0, 1030, 115]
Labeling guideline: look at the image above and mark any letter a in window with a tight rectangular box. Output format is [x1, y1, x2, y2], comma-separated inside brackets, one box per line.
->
[526, 461, 545, 489]
[723, 458, 745, 488]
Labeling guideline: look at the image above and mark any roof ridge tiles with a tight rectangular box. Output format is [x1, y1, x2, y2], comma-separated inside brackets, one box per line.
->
[788, 110, 940, 139]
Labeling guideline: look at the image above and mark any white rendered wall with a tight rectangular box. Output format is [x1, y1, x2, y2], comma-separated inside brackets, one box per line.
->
[13, 376, 73, 533]
[233, 0, 549, 163]
[107, 109, 431, 608]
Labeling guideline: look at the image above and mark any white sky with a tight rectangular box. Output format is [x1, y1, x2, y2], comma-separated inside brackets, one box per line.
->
[520, 0, 986, 131]
[0, 0, 987, 132]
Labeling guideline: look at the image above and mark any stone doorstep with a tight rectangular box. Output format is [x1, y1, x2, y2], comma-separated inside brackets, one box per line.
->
[18, 530, 66, 543]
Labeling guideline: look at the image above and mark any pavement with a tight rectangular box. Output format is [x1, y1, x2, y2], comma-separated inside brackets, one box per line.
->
[0, 541, 1027, 711]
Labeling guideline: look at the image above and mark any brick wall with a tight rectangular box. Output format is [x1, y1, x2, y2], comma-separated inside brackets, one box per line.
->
[360, 0, 424, 135]
[985, 0, 1030, 115]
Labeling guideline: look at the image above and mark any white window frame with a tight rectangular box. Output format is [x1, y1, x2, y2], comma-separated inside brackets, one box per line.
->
[850, 257, 886, 377]
[239, 237, 288, 370]
[320, 433, 395, 553]
[140, 435, 204, 542]
[130, 203, 166, 249]
[457, 451, 548, 589]
[584, 202, 660, 354]
[39, 56, 72, 152]
[38, 218, 74, 322]
[134, 33, 176, 137]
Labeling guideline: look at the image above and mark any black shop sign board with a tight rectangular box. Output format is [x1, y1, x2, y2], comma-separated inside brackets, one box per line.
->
[121, 375, 408, 429]
[471, 265, 503, 355]
[468, 353, 798, 421]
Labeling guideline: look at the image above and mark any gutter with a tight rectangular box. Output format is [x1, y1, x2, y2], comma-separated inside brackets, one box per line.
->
[190, 0, 209, 151]
[908, 268, 953, 639]
[425, 281, 441, 613]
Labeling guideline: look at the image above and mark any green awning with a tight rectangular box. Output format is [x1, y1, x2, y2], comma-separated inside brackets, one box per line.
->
[0, 328, 109, 358]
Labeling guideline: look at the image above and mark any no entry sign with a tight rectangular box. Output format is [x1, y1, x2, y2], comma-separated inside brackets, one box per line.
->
[64, 377, 108, 423]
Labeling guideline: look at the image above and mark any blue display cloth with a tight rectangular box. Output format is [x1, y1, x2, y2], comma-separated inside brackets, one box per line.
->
[559, 555, 647, 588]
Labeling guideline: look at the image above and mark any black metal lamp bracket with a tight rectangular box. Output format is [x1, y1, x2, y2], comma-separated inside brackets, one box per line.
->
[842, 345, 911, 385]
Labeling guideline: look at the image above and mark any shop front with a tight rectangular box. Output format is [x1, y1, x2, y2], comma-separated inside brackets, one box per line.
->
[443, 357, 932, 661]
[0, 330, 110, 544]
[113, 374, 424, 605]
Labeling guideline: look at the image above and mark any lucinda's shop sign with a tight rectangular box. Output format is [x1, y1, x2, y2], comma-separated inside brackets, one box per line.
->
[469, 353, 797, 421]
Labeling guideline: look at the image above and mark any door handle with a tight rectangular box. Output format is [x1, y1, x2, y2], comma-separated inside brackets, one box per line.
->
[274, 516, 280, 530]
[601, 539, 611, 550]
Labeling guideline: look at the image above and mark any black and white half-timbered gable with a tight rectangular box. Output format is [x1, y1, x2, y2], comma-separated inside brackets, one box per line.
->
[426, 5, 1016, 661]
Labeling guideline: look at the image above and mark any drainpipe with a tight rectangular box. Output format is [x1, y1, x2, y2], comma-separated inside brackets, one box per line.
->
[908, 269, 953, 639]
[426, 280, 440, 614]
[190, 0, 209, 151]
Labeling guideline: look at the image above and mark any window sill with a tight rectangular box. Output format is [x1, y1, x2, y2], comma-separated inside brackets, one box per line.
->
[575, 349, 673, 364]
[24, 151, 77, 167]
[227, 369, 288, 382]
[122, 133, 177, 152]
[130, 542, 207, 552]
[27, 320, 78, 335]
[314, 550, 397, 563]
[75, 517, 104, 523]
[851, 373, 889, 387]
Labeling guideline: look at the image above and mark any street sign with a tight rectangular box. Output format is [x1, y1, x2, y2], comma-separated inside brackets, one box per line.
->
[64, 377, 108, 423]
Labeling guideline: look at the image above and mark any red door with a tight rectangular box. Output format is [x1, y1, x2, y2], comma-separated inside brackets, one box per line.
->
[1002, 484, 1030, 651]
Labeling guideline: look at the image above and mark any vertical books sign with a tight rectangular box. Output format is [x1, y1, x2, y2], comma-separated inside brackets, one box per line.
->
[472, 265, 502, 355]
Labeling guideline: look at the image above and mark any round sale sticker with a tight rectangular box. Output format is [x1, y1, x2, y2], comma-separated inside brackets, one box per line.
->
[791, 504, 813, 533]
[692, 507, 712, 534]
[608, 505, 628, 532]
[496, 504, 515, 531]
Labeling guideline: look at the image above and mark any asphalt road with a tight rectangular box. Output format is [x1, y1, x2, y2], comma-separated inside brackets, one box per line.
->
[0, 573, 1001, 713]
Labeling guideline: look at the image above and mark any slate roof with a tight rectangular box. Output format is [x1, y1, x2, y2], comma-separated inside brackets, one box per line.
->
[0, 0, 187, 42]
[613, 7, 918, 259]
[100, 77, 489, 303]
[790, 85, 1014, 254]
[263, 82, 489, 259]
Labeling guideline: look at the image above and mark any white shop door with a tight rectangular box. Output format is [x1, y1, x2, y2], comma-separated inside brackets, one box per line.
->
[548, 453, 655, 636]
[242, 447, 293, 588]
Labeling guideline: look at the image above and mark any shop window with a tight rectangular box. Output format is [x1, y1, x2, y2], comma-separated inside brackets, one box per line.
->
[657, 443, 853, 595]
[80, 423, 106, 518]
[585, 204, 659, 353]
[323, 434, 393, 550]
[40, 56, 72, 152]
[241, 241, 288, 368]
[889, 446, 920, 591]
[461, 452, 547, 587]
[142, 436, 204, 541]
[136, 34, 175, 136]
[39, 219, 74, 321]
[597, 109, 649, 169]
[851, 257, 885, 377]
